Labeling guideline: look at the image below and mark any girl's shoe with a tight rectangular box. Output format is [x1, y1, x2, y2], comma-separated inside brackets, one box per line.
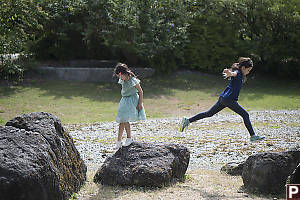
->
[114, 141, 123, 150]
[180, 117, 190, 132]
[124, 138, 133, 147]
[250, 135, 265, 142]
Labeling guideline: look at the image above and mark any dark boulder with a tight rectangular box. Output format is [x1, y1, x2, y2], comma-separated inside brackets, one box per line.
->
[221, 161, 245, 176]
[94, 142, 190, 187]
[242, 147, 300, 194]
[0, 112, 87, 200]
[287, 163, 300, 184]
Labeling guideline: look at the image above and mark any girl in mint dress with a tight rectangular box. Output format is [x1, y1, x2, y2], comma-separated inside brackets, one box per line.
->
[113, 63, 146, 149]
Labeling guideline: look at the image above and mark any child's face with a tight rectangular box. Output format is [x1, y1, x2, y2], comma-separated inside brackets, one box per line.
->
[117, 73, 127, 80]
[241, 66, 252, 76]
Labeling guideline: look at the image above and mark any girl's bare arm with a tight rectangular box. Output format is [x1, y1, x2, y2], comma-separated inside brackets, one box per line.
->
[135, 84, 143, 110]
[223, 68, 237, 79]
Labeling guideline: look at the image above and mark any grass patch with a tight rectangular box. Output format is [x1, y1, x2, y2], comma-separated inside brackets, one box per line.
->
[0, 72, 299, 125]
[0, 117, 6, 125]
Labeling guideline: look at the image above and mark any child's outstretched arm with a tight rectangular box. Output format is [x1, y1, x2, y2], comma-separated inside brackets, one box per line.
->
[223, 68, 237, 79]
[135, 84, 144, 110]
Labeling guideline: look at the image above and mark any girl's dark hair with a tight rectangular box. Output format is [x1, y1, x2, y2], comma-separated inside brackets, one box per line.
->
[113, 63, 136, 78]
[230, 57, 253, 71]
[238, 57, 253, 68]
[230, 57, 253, 82]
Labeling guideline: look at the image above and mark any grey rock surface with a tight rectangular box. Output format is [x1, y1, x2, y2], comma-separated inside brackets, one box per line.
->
[93, 142, 190, 187]
[242, 147, 300, 194]
[288, 162, 300, 184]
[1, 112, 87, 200]
[221, 161, 245, 176]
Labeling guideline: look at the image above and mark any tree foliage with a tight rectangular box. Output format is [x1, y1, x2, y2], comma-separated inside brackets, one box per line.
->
[186, 0, 300, 76]
[1, 0, 299, 79]
[27, 0, 88, 60]
[0, 0, 44, 81]
[0, 0, 44, 53]
[82, 0, 192, 72]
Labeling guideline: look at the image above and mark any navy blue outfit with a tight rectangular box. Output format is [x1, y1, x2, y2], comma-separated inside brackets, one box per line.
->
[189, 70, 255, 136]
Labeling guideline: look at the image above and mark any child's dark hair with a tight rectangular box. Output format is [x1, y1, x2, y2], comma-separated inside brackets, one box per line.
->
[114, 63, 136, 78]
[231, 57, 253, 71]
[230, 57, 253, 82]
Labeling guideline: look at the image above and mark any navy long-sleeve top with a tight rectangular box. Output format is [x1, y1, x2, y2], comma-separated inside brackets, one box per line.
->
[220, 70, 243, 101]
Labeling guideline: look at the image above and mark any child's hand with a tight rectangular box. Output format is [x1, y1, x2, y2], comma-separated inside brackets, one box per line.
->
[222, 68, 231, 79]
[137, 103, 143, 110]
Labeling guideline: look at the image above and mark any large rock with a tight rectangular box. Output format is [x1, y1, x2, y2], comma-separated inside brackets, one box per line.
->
[242, 147, 300, 194]
[221, 161, 245, 176]
[94, 142, 190, 187]
[0, 112, 87, 200]
[287, 163, 300, 184]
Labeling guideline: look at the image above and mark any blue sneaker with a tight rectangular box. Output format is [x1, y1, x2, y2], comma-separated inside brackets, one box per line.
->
[180, 117, 190, 132]
[250, 135, 265, 142]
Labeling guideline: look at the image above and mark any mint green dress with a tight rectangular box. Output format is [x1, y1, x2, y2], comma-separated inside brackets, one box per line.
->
[116, 77, 146, 123]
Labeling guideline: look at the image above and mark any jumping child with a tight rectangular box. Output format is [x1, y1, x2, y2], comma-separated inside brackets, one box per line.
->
[114, 63, 146, 149]
[180, 57, 265, 142]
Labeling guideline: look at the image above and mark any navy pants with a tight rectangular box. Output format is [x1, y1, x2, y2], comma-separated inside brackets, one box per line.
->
[189, 97, 255, 136]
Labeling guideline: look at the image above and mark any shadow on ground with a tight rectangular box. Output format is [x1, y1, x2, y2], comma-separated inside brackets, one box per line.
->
[1, 71, 299, 104]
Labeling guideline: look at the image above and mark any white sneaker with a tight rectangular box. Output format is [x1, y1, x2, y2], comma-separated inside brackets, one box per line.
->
[124, 138, 133, 147]
[114, 141, 122, 150]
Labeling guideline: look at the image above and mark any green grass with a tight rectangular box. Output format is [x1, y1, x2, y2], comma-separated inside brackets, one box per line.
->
[0, 72, 299, 125]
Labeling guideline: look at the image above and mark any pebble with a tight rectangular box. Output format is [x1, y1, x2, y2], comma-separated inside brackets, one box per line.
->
[66, 110, 300, 171]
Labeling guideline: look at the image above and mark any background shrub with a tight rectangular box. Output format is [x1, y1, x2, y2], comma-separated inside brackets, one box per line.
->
[1, 0, 299, 79]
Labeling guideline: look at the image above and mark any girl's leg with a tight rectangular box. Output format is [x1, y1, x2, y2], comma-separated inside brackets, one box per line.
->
[226, 100, 255, 136]
[118, 123, 125, 141]
[124, 122, 133, 146]
[115, 123, 125, 149]
[189, 98, 226, 123]
[124, 122, 131, 138]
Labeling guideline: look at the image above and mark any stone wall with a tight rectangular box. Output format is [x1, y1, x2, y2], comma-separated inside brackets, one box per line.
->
[38, 67, 155, 82]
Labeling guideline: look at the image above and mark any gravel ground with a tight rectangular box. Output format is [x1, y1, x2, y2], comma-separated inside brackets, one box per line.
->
[66, 110, 300, 172]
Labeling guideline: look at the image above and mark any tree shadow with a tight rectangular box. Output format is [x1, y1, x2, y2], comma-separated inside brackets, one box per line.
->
[0, 72, 224, 103]
[0, 83, 24, 97]
[1, 71, 299, 104]
[239, 76, 300, 101]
